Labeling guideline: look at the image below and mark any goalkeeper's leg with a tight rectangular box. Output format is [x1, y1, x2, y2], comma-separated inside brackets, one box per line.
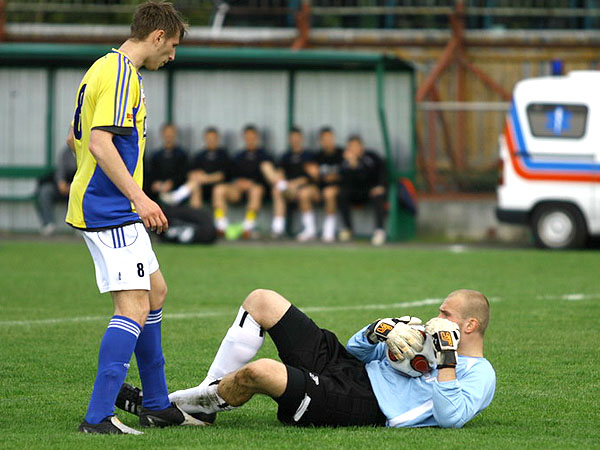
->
[170, 359, 288, 415]
[169, 289, 290, 407]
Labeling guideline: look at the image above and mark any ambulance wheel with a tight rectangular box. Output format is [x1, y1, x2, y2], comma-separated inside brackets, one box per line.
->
[531, 204, 587, 249]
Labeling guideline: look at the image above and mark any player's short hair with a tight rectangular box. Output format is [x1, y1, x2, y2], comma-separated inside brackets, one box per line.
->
[290, 126, 303, 135]
[204, 126, 219, 135]
[347, 134, 363, 144]
[130, 1, 188, 41]
[319, 126, 333, 135]
[243, 124, 258, 134]
[449, 289, 490, 336]
[161, 122, 176, 132]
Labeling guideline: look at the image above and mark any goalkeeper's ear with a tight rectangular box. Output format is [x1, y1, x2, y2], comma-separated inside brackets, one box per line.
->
[463, 317, 480, 335]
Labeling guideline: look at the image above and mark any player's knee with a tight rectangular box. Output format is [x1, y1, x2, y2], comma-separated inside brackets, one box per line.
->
[213, 184, 225, 198]
[243, 288, 277, 313]
[235, 359, 272, 388]
[324, 186, 339, 201]
[297, 188, 309, 202]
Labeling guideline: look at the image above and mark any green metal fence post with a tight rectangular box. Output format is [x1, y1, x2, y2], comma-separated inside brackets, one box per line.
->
[46, 67, 55, 171]
[287, 69, 296, 132]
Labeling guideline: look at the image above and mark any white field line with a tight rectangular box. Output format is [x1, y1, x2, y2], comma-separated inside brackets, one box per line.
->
[535, 293, 600, 301]
[0, 298, 447, 328]
[9, 292, 594, 329]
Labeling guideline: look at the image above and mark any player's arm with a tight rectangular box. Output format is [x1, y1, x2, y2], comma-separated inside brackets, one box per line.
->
[259, 160, 281, 185]
[89, 128, 168, 233]
[346, 324, 387, 363]
[430, 362, 496, 428]
[66, 125, 75, 153]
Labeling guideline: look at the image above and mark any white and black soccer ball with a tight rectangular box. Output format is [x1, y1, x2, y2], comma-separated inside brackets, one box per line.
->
[386, 324, 436, 378]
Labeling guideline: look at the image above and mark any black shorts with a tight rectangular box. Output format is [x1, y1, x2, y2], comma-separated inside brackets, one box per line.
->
[268, 305, 386, 427]
[339, 187, 371, 205]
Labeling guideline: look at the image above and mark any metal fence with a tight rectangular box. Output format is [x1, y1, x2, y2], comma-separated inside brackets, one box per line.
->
[5, 0, 600, 29]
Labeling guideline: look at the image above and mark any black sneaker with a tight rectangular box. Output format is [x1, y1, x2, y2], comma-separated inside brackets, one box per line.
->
[116, 383, 216, 426]
[78, 416, 143, 435]
[115, 383, 142, 416]
[139, 403, 211, 427]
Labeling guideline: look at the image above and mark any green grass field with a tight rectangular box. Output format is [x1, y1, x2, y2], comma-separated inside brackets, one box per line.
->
[1, 240, 599, 449]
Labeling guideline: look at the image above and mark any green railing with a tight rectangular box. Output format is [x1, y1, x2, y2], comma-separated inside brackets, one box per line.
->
[0, 43, 416, 239]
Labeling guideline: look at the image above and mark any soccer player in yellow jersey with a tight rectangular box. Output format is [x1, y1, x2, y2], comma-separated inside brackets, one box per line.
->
[66, 2, 208, 434]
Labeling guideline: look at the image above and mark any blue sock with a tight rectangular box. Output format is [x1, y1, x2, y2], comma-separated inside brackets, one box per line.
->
[135, 308, 171, 411]
[85, 316, 141, 424]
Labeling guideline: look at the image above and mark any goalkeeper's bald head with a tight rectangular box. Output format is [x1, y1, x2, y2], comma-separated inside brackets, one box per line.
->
[446, 289, 490, 336]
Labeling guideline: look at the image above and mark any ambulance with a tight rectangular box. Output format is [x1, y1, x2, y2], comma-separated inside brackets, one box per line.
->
[496, 70, 600, 249]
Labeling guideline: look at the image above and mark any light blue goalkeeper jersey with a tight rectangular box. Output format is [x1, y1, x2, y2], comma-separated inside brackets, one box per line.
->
[346, 325, 496, 428]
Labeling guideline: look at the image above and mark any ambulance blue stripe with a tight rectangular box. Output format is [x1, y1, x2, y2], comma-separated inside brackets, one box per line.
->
[510, 103, 600, 173]
[120, 65, 132, 126]
[113, 56, 122, 125]
[117, 57, 128, 126]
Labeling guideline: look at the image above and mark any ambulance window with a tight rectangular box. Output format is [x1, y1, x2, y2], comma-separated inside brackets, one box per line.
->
[526, 103, 587, 139]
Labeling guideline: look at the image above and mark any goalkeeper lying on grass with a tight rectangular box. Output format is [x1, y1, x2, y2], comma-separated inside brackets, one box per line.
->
[117, 289, 495, 428]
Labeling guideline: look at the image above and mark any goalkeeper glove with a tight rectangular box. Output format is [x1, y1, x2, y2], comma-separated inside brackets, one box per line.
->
[425, 317, 460, 369]
[365, 316, 424, 361]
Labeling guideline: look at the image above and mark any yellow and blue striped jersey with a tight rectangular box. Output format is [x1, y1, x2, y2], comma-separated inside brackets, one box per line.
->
[66, 49, 147, 230]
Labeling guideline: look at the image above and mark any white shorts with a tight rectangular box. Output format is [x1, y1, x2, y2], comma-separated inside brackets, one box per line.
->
[82, 222, 159, 294]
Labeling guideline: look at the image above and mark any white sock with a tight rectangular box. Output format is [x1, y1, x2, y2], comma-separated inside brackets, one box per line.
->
[216, 217, 229, 231]
[242, 219, 255, 231]
[204, 307, 265, 384]
[169, 184, 191, 203]
[272, 216, 285, 234]
[322, 214, 336, 238]
[301, 211, 316, 234]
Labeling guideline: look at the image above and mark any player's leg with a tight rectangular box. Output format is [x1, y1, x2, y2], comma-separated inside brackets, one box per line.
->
[296, 185, 319, 241]
[369, 185, 387, 245]
[133, 269, 170, 412]
[133, 269, 206, 426]
[36, 180, 58, 234]
[168, 289, 289, 408]
[213, 183, 237, 234]
[81, 289, 148, 430]
[337, 186, 353, 241]
[243, 182, 264, 235]
[159, 179, 196, 206]
[271, 183, 287, 238]
[321, 185, 338, 242]
[79, 226, 154, 433]
[175, 359, 288, 415]
[188, 182, 203, 209]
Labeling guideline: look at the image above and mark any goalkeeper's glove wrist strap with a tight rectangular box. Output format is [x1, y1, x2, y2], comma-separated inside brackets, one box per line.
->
[438, 351, 457, 369]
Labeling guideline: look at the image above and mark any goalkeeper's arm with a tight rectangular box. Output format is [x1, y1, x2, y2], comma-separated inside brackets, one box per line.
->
[346, 325, 387, 363]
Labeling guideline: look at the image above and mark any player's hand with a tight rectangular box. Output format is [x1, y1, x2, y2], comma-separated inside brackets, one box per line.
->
[365, 316, 422, 344]
[425, 318, 460, 369]
[134, 194, 169, 234]
[386, 318, 425, 361]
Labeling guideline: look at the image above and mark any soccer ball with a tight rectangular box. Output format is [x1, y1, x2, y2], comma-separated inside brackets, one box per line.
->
[386, 325, 436, 378]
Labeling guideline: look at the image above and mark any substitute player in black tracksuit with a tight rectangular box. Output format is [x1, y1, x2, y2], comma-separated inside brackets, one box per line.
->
[338, 134, 388, 245]
[314, 126, 345, 242]
[145, 123, 189, 203]
[212, 125, 279, 237]
[271, 127, 319, 240]
[187, 127, 231, 209]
